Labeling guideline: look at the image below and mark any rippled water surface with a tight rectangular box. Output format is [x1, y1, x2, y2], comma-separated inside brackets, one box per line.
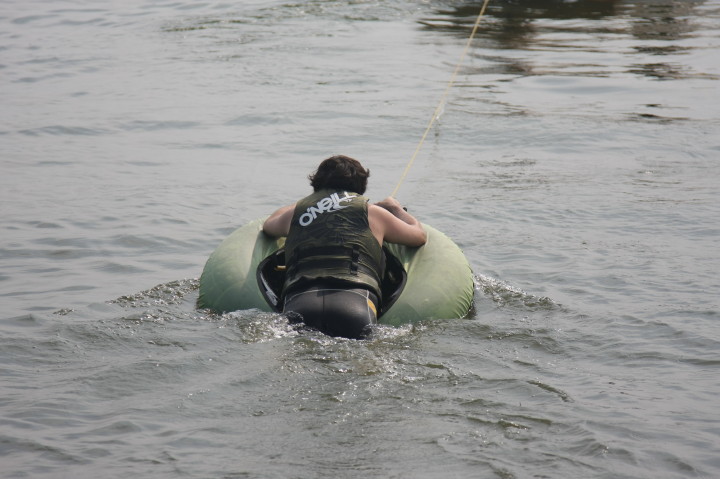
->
[2, 1, 719, 478]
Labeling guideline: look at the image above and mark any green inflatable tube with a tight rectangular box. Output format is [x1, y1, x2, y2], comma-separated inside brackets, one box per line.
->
[198, 218, 474, 326]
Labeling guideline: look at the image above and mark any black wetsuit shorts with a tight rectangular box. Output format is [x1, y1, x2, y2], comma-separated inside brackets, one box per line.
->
[283, 282, 379, 339]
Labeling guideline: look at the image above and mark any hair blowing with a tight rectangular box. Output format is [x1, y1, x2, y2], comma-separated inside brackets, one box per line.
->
[309, 155, 370, 194]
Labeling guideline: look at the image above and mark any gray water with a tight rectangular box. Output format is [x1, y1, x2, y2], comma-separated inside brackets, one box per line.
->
[2, 0, 719, 477]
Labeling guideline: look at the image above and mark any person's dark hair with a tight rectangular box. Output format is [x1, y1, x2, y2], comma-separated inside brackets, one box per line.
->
[309, 155, 370, 194]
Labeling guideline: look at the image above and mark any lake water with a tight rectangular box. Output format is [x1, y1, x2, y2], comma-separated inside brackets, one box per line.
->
[1, 0, 719, 477]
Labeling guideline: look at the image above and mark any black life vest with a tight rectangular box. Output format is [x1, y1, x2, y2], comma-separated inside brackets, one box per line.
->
[283, 189, 385, 298]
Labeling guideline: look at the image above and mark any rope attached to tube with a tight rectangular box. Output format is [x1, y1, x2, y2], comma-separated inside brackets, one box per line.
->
[390, 0, 492, 198]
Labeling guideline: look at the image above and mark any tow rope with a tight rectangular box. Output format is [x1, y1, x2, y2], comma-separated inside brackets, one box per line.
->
[391, 0, 492, 198]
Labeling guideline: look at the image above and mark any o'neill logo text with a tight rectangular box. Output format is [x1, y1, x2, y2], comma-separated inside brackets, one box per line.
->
[299, 192, 356, 226]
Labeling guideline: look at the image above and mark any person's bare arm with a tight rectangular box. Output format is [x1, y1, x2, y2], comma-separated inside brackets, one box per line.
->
[262, 204, 295, 237]
[369, 197, 427, 247]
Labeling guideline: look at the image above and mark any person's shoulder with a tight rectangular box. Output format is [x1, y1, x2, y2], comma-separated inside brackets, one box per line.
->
[367, 203, 396, 221]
